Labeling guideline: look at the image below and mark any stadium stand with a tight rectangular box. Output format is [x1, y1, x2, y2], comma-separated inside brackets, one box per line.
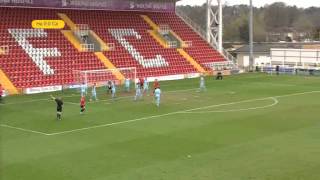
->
[0, 7, 226, 92]
[147, 12, 226, 70]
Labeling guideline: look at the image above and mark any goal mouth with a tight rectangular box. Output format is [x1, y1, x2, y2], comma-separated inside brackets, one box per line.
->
[203, 62, 234, 71]
[73, 67, 137, 87]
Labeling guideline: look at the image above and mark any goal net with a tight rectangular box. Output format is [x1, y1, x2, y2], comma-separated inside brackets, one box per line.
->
[73, 67, 136, 90]
[203, 61, 238, 75]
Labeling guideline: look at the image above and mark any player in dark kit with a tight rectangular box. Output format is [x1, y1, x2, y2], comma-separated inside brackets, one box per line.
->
[276, 65, 280, 75]
[139, 78, 144, 88]
[107, 81, 112, 94]
[0, 84, 3, 103]
[216, 72, 223, 80]
[50, 95, 63, 120]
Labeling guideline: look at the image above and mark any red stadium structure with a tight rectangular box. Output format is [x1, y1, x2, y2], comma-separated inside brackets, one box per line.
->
[0, 0, 229, 95]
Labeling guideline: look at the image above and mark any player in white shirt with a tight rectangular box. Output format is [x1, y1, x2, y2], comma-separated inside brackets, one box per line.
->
[124, 78, 130, 92]
[81, 82, 87, 96]
[199, 75, 206, 92]
[154, 87, 161, 107]
[134, 83, 142, 101]
[143, 78, 149, 95]
[111, 81, 116, 100]
[90, 83, 98, 101]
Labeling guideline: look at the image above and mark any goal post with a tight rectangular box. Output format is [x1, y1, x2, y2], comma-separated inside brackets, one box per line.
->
[73, 67, 137, 88]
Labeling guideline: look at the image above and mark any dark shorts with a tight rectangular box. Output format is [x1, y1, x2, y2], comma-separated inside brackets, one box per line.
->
[57, 107, 62, 112]
[80, 105, 85, 109]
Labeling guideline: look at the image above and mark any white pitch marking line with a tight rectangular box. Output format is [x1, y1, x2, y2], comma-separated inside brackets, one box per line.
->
[182, 97, 279, 113]
[0, 124, 50, 136]
[45, 111, 183, 136]
[182, 97, 278, 113]
[1, 90, 320, 136]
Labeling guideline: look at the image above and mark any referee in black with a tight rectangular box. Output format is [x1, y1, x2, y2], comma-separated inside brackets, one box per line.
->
[276, 65, 280, 75]
[50, 95, 63, 120]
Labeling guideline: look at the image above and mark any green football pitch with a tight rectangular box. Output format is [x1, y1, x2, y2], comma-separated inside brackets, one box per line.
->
[1, 73, 320, 180]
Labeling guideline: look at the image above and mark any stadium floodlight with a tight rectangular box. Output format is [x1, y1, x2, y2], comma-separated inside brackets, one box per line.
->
[249, 0, 254, 71]
[206, 0, 223, 53]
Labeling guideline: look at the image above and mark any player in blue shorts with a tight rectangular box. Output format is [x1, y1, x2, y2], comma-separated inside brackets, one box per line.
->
[134, 82, 142, 101]
[111, 81, 116, 100]
[199, 75, 206, 92]
[143, 77, 149, 95]
[154, 87, 161, 107]
[81, 82, 87, 96]
[90, 83, 98, 101]
[124, 78, 130, 92]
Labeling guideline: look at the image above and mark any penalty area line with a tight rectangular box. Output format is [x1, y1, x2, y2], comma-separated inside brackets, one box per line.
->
[182, 97, 279, 113]
[46, 111, 182, 136]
